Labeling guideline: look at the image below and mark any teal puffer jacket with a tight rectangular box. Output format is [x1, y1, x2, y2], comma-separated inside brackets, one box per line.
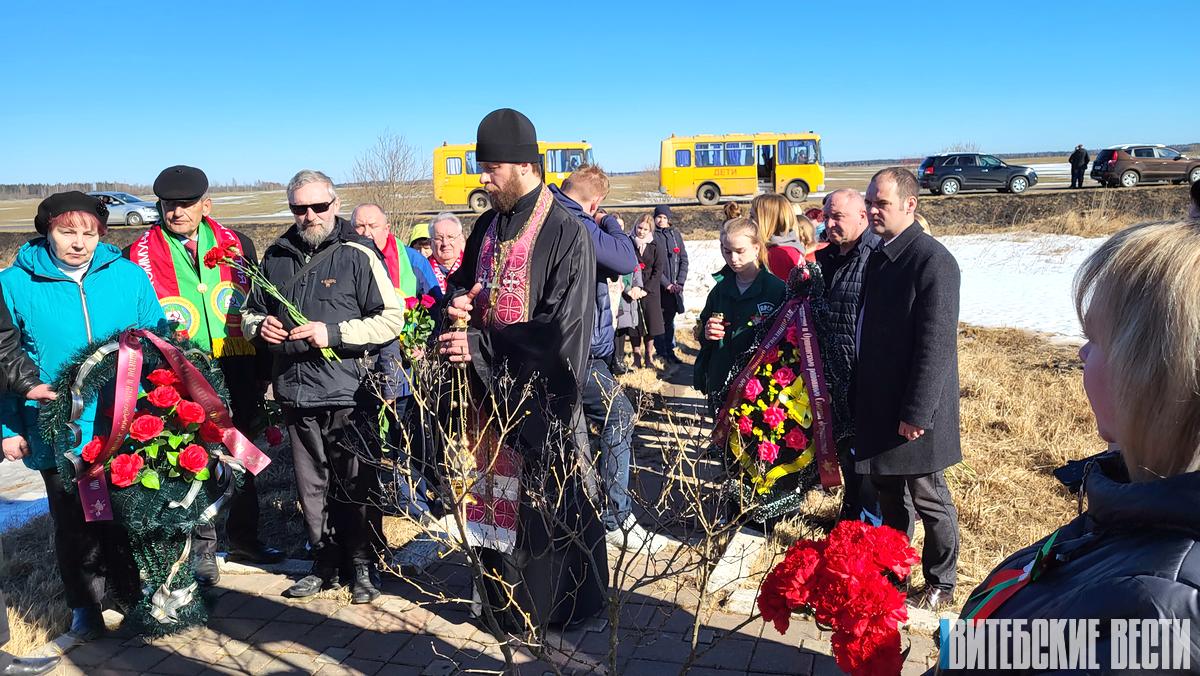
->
[0, 239, 167, 470]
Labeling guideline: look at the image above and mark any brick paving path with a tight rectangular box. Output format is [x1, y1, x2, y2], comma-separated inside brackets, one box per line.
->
[42, 564, 936, 675]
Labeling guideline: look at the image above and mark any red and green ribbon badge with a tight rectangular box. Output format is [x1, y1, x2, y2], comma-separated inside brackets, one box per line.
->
[962, 529, 1061, 622]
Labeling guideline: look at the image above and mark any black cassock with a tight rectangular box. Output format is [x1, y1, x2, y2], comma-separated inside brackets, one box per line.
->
[448, 184, 607, 633]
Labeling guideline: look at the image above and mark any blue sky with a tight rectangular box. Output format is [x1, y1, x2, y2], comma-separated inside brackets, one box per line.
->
[1, 1, 1196, 184]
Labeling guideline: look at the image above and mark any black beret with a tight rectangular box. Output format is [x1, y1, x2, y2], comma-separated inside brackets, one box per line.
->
[153, 165, 209, 201]
[476, 108, 540, 165]
[34, 191, 108, 235]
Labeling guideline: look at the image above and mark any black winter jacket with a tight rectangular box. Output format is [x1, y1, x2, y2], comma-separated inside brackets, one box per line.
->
[241, 218, 404, 409]
[854, 223, 961, 475]
[937, 453, 1200, 674]
[0, 290, 39, 395]
[655, 226, 688, 313]
[816, 229, 881, 439]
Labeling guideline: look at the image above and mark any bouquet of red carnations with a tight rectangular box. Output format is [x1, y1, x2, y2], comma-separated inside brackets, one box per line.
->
[758, 520, 919, 676]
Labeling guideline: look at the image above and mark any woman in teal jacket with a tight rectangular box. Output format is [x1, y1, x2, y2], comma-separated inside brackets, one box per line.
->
[0, 192, 166, 641]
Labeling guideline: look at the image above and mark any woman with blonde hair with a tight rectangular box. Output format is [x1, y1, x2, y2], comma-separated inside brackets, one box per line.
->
[943, 220, 1200, 668]
[750, 193, 803, 280]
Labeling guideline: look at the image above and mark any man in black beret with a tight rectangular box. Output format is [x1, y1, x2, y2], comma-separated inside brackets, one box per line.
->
[436, 108, 607, 634]
[124, 166, 283, 586]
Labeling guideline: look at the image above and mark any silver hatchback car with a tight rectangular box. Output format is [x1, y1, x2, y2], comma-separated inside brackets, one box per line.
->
[87, 191, 161, 226]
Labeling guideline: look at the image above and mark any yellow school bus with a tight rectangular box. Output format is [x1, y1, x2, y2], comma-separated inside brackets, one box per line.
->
[659, 132, 824, 205]
[433, 141, 595, 212]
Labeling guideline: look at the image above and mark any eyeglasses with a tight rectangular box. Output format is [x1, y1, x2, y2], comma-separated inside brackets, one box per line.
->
[288, 200, 335, 216]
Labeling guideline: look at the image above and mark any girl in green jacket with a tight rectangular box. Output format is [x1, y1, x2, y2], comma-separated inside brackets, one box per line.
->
[694, 217, 787, 408]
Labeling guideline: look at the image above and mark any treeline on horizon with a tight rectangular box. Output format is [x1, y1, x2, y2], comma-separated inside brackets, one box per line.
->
[0, 180, 285, 201]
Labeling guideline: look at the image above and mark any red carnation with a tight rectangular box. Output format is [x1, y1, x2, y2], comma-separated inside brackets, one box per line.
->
[81, 436, 105, 462]
[198, 420, 223, 444]
[110, 453, 144, 487]
[147, 385, 181, 409]
[129, 413, 165, 442]
[265, 426, 285, 446]
[638, 263, 646, 270]
[673, 247, 680, 254]
[203, 243, 239, 269]
[146, 368, 180, 387]
[176, 400, 206, 427]
[178, 444, 209, 473]
[420, 294, 436, 309]
[405, 296, 419, 311]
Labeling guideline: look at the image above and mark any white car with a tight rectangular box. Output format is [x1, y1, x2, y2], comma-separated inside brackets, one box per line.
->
[87, 191, 161, 226]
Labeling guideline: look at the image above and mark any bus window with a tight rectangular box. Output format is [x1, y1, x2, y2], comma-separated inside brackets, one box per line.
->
[586, 149, 595, 166]
[778, 139, 818, 165]
[724, 141, 754, 166]
[675, 149, 691, 167]
[696, 143, 724, 167]
[446, 157, 463, 176]
[465, 151, 480, 175]
[546, 148, 588, 173]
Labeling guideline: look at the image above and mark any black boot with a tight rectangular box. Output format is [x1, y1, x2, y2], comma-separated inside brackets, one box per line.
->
[193, 552, 220, 587]
[351, 563, 381, 605]
[285, 563, 339, 598]
[228, 541, 286, 565]
[68, 606, 104, 641]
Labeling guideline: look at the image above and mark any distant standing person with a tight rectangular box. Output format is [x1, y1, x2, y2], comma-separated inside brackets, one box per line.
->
[857, 167, 962, 611]
[631, 214, 666, 368]
[652, 205, 688, 365]
[1069, 144, 1090, 189]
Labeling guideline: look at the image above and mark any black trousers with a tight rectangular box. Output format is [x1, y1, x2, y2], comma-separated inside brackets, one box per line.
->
[285, 401, 384, 567]
[871, 470, 959, 591]
[837, 437, 866, 521]
[1070, 167, 1086, 188]
[41, 469, 139, 610]
[654, 293, 680, 356]
[193, 361, 267, 555]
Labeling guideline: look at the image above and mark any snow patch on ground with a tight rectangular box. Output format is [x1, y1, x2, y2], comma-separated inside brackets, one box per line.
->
[677, 232, 1102, 339]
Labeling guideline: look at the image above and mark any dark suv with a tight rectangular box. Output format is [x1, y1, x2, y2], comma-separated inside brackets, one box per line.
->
[917, 153, 1039, 196]
[1091, 145, 1200, 188]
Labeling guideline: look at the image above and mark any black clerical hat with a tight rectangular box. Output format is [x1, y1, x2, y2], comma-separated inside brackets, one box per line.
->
[475, 108, 540, 165]
[34, 191, 108, 235]
[153, 165, 209, 201]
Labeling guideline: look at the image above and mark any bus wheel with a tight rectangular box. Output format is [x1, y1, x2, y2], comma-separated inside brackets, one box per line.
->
[785, 181, 809, 203]
[696, 183, 721, 206]
[469, 191, 491, 213]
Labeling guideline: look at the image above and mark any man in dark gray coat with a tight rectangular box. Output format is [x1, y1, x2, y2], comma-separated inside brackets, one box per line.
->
[856, 167, 961, 611]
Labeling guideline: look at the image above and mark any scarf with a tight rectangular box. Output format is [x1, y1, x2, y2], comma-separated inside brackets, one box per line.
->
[430, 251, 463, 294]
[381, 235, 418, 299]
[130, 217, 254, 358]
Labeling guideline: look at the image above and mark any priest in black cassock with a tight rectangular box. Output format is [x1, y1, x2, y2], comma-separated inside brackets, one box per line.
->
[437, 108, 607, 634]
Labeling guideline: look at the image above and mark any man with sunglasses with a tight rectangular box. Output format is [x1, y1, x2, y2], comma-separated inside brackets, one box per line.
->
[241, 169, 404, 604]
[125, 165, 284, 587]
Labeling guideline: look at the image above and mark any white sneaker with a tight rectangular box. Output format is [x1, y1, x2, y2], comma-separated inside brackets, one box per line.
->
[605, 515, 668, 555]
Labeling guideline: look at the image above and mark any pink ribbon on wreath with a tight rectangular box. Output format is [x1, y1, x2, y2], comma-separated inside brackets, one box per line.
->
[78, 329, 271, 521]
[712, 299, 841, 490]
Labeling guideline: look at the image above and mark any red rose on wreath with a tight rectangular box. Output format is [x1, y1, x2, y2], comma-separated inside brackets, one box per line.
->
[146, 368, 180, 387]
[110, 453, 144, 487]
[81, 436, 105, 462]
[147, 385, 181, 409]
[176, 400, 206, 426]
[178, 444, 209, 473]
[265, 426, 285, 446]
[129, 413, 165, 442]
[198, 420, 223, 444]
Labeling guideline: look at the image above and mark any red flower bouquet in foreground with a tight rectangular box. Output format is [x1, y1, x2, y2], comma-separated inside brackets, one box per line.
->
[758, 520, 919, 676]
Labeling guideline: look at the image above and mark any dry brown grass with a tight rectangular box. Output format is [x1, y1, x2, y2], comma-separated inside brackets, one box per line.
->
[932, 189, 1182, 238]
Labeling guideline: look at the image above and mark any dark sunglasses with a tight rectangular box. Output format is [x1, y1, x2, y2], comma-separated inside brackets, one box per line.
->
[288, 200, 335, 216]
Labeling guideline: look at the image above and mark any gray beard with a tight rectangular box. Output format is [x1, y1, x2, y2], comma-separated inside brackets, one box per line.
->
[298, 220, 334, 248]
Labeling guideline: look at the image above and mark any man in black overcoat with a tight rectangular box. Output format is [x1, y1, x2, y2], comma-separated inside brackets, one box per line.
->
[855, 167, 961, 611]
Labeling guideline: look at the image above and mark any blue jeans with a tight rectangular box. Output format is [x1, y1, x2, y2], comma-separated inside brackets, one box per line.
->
[580, 358, 635, 530]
